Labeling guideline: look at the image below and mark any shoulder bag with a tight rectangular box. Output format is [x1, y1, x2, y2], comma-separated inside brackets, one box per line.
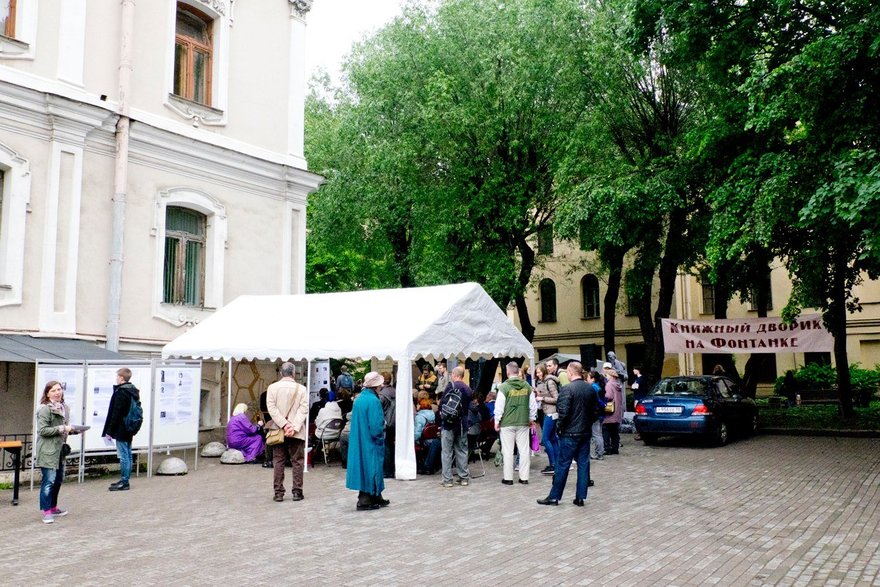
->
[265, 391, 297, 446]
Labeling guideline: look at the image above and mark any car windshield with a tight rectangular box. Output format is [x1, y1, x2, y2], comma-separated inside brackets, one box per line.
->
[651, 379, 709, 397]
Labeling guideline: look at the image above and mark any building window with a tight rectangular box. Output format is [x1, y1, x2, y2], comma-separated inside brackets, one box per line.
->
[539, 278, 557, 322]
[1, 0, 16, 38]
[163, 207, 206, 306]
[582, 274, 600, 318]
[748, 288, 773, 311]
[0, 142, 30, 307]
[701, 281, 715, 315]
[174, 4, 213, 105]
[804, 352, 831, 366]
[537, 225, 553, 256]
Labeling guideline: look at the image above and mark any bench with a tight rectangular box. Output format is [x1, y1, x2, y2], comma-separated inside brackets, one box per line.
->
[797, 387, 839, 405]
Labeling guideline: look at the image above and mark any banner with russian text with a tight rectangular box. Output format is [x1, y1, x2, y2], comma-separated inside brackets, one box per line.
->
[661, 314, 833, 354]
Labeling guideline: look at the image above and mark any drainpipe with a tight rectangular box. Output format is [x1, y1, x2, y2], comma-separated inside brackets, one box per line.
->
[106, 0, 135, 352]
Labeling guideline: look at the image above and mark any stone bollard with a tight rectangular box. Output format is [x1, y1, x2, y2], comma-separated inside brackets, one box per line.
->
[201, 441, 226, 457]
[220, 449, 245, 464]
[156, 457, 188, 476]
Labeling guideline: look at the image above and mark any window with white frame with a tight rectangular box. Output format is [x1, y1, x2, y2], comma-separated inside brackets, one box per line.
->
[163, 206, 206, 306]
[0, 142, 30, 306]
[1, 0, 16, 38]
[154, 188, 226, 325]
[174, 4, 213, 106]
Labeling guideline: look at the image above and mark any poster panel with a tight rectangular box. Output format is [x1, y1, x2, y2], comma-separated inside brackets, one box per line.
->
[309, 360, 330, 406]
[152, 364, 201, 447]
[35, 365, 86, 453]
[84, 364, 152, 451]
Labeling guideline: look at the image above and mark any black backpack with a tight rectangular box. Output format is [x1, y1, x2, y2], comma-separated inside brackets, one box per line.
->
[440, 385, 463, 425]
[123, 395, 144, 435]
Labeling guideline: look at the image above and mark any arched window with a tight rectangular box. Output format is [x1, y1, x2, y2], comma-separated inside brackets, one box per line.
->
[163, 206, 206, 306]
[582, 274, 600, 318]
[540, 278, 557, 322]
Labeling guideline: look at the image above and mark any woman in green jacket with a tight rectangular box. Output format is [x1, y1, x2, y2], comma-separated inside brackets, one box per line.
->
[36, 380, 73, 524]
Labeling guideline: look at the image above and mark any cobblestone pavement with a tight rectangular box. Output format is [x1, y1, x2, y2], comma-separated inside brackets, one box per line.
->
[2, 434, 878, 586]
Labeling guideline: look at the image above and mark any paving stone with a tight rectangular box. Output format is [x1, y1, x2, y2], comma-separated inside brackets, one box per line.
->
[1, 435, 878, 586]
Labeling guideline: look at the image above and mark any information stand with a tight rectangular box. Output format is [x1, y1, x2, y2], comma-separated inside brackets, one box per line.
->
[31, 359, 202, 485]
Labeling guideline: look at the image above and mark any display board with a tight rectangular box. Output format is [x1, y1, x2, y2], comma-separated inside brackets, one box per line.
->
[151, 364, 201, 447]
[84, 364, 152, 451]
[309, 360, 330, 406]
[35, 365, 86, 453]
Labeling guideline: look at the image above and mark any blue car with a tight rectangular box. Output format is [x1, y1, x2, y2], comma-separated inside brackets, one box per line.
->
[634, 376, 759, 446]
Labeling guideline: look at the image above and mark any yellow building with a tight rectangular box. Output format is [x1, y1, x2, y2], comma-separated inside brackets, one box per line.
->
[516, 238, 880, 387]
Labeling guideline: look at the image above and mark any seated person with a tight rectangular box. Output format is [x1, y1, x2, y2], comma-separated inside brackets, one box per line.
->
[227, 403, 265, 463]
[310, 388, 330, 422]
[467, 392, 490, 460]
[337, 388, 359, 469]
[315, 397, 343, 439]
[414, 397, 436, 440]
[414, 397, 440, 474]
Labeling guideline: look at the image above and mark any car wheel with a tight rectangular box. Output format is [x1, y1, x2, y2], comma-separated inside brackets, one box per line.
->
[714, 422, 729, 446]
[641, 434, 657, 446]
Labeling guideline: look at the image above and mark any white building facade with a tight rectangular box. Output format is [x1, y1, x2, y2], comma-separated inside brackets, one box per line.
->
[0, 0, 320, 435]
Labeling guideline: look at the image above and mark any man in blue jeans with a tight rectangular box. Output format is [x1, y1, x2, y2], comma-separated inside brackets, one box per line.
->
[537, 361, 597, 507]
[101, 367, 140, 491]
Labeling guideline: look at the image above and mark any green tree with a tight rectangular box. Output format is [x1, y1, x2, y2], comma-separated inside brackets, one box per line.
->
[305, 0, 589, 341]
[633, 0, 880, 413]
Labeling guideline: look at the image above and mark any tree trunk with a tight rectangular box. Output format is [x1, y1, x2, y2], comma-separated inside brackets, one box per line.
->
[741, 249, 771, 399]
[603, 247, 625, 355]
[514, 238, 537, 342]
[713, 277, 741, 383]
[646, 209, 686, 385]
[830, 250, 854, 417]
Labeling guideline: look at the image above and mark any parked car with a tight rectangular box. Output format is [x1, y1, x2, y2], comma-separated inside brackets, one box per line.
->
[633, 376, 758, 446]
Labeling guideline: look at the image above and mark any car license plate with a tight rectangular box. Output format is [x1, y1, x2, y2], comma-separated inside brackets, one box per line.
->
[655, 406, 682, 414]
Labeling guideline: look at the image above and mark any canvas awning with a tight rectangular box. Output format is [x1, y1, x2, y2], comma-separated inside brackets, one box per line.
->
[162, 282, 535, 479]
[0, 334, 129, 363]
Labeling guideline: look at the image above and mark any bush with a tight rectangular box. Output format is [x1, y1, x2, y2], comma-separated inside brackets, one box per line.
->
[773, 363, 880, 405]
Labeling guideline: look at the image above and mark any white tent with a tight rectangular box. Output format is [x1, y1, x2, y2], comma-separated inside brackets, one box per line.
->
[162, 282, 534, 479]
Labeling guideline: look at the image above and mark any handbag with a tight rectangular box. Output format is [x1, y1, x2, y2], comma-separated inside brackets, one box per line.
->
[604, 400, 615, 414]
[61, 443, 72, 457]
[265, 428, 285, 446]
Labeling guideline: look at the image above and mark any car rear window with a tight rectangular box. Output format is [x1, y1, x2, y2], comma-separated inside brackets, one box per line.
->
[651, 379, 708, 396]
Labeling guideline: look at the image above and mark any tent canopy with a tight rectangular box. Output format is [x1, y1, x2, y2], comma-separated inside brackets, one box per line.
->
[161, 282, 533, 481]
[162, 282, 534, 363]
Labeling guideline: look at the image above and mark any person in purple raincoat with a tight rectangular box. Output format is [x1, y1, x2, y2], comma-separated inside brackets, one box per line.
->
[227, 403, 265, 462]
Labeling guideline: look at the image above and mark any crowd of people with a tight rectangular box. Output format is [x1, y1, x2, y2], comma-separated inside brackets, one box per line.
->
[34, 353, 638, 520]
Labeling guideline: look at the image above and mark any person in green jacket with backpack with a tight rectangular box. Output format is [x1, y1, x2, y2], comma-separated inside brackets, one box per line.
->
[101, 367, 141, 492]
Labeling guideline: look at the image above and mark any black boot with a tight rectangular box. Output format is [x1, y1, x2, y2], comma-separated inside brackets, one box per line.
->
[357, 491, 379, 511]
[373, 493, 390, 507]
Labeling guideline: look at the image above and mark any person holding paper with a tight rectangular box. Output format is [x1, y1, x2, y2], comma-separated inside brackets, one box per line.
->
[36, 381, 76, 524]
[101, 368, 140, 491]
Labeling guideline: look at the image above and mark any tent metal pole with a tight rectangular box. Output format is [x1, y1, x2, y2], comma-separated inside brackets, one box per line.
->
[304, 360, 311, 472]
[227, 359, 233, 424]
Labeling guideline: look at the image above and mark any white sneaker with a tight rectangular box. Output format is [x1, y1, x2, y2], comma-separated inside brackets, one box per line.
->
[41, 511, 54, 524]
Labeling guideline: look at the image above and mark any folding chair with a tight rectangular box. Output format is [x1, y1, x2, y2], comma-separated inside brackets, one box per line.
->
[316, 418, 344, 465]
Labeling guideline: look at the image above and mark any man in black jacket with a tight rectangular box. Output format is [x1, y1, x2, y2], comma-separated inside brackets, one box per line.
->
[101, 368, 140, 491]
[537, 361, 597, 507]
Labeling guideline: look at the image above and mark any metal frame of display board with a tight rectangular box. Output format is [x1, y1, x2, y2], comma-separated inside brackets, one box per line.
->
[147, 359, 202, 478]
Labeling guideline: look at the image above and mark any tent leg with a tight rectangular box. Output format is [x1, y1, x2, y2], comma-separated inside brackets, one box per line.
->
[304, 360, 311, 473]
[227, 359, 234, 424]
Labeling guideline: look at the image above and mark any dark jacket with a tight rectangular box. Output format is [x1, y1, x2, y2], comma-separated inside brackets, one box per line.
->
[556, 378, 597, 438]
[101, 382, 140, 442]
[439, 380, 473, 435]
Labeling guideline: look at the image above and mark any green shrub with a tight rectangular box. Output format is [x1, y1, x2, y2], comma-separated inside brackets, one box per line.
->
[773, 363, 880, 404]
